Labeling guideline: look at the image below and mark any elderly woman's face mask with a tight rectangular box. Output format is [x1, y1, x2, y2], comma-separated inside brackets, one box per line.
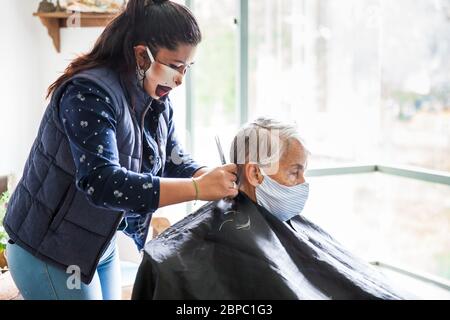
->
[255, 169, 309, 221]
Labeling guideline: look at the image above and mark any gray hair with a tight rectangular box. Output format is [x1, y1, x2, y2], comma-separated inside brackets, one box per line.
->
[230, 117, 309, 171]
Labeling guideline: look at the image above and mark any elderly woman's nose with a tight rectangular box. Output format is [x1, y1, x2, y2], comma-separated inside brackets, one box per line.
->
[297, 174, 306, 184]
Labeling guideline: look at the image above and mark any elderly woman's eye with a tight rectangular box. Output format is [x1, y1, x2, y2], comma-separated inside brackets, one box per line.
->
[289, 172, 299, 180]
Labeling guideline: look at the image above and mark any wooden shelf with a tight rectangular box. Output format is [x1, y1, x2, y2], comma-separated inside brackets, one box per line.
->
[33, 12, 117, 52]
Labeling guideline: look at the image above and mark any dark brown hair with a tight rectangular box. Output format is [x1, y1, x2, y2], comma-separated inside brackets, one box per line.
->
[47, 0, 201, 98]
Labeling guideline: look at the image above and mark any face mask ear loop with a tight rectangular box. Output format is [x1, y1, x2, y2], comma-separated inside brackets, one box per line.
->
[140, 47, 156, 88]
[146, 46, 155, 64]
[257, 166, 267, 185]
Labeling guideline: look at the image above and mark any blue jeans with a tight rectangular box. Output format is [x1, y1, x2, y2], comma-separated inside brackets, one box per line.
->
[6, 234, 122, 300]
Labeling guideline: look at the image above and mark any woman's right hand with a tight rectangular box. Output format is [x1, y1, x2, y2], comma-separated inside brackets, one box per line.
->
[194, 164, 239, 201]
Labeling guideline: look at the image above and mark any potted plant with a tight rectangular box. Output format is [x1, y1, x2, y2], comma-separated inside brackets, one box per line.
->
[0, 191, 9, 271]
[0, 191, 20, 300]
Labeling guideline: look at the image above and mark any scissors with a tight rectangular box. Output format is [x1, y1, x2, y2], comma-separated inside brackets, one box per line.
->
[215, 135, 227, 165]
[215, 135, 239, 189]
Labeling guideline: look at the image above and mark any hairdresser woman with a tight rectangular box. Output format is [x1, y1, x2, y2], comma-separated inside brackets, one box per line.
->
[3, 0, 238, 300]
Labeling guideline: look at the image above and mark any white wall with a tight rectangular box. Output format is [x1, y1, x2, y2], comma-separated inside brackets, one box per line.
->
[0, 0, 42, 177]
[0, 0, 141, 262]
[0, 0, 103, 179]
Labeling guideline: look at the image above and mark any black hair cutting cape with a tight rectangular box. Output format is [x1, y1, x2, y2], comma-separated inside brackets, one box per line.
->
[132, 192, 404, 300]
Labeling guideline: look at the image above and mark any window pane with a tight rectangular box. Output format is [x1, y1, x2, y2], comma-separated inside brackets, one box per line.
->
[303, 173, 450, 282]
[380, 1, 450, 172]
[190, 0, 238, 166]
[248, 0, 450, 172]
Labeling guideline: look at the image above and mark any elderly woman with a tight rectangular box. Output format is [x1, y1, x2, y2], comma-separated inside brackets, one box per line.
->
[132, 118, 405, 300]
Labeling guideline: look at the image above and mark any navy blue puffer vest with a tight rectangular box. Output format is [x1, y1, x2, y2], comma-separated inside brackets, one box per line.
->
[3, 67, 169, 284]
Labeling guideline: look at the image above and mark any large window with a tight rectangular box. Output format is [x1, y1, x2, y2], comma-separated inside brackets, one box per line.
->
[248, 0, 450, 171]
[189, 0, 239, 166]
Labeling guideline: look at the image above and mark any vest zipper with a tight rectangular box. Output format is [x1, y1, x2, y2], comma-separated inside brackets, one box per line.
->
[139, 103, 152, 172]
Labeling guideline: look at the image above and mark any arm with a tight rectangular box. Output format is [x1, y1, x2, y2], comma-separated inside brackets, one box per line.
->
[193, 167, 208, 178]
[158, 163, 237, 206]
[158, 178, 196, 207]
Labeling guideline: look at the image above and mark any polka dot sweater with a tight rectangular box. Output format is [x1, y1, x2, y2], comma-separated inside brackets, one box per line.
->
[58, 78, 203, 247]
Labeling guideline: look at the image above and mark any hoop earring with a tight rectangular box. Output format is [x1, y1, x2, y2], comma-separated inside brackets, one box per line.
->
[136, 66, 146, 88]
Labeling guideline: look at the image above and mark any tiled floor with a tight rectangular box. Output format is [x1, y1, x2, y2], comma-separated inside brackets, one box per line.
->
[120, 261, 139, 300]
[0, 271, 20, 300]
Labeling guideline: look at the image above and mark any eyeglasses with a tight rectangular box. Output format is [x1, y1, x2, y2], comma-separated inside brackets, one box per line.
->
[146, 47, 194, 75]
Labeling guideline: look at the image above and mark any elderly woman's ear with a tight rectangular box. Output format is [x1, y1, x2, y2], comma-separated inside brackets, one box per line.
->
[243, 163, 264, 187]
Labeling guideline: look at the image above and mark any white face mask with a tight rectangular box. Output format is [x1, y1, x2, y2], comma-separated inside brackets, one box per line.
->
[255, 172, 309, 222]
[144, 47, 182, 99]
